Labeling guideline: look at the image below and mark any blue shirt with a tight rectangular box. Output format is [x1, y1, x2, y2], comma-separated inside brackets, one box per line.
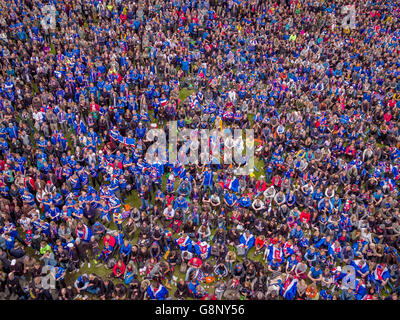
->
[203, 170, 214, 186]
[224, 193, 238, 206]
[310, 267, 323, 279]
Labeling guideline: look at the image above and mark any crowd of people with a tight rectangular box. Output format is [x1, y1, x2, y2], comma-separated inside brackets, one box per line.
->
[0, 0, 400, 300]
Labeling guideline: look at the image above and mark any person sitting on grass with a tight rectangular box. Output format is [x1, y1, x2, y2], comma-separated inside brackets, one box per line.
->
[239, 229, 255, 257]
[92, 222, 106, 241]
[124, 261, 138, 285]
[110, 259, 126, 280]
[39, 240, 52, 255]
[214, 261, 228, 280]
[307, 264, 323, 286]
[94, 240, 113, 265]
[254, 235, 266, 256]
[188, 277, 201, 299]
[185, 255, 202, 282]
[146, 277, 169, 300]
[74, 273, 89, 297]
[174, 279, 189, 300]
[119, 239, 132, 264]
[86, 274, 102, 295]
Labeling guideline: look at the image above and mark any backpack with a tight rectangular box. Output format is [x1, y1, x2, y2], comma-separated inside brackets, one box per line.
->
[236, 244, 246, 256]
[179, 262, 187, 273]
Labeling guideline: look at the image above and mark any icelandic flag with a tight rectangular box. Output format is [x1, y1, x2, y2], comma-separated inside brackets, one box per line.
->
[328, 242, 341, 257]
[388, 178, 396, 192]
[194, 241, 211, 259]
[350, 259, 369, 277]
[175, 235, 192, 252]
[280, 276, 298, 300]
[160, 98, 168, 107]
[239, 233, 255, 248]
[75, 224, 92, 242]
[228, 177, 239, 193]
[147, 284, 168, 300]
[332, 269, 345, 286]
[189, 99, 196, 109]
[282, 242, 294, 256]
[193, 100, 201, 110]
[109, 127, 120, 140]
[392, 165, 400, 181]
[117, 135, 135, 147]
[268, 245, 284, 264]
[354, 279, 367, 300]
[374, 264, 390, 284]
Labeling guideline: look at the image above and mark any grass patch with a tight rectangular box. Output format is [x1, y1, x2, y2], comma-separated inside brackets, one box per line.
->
[179, 88, 194, 104]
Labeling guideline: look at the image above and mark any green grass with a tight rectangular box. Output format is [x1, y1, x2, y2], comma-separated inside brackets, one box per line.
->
[179, 88, 194, 104]
[253, 157, 265, 179]
[50, 43, 56, 55]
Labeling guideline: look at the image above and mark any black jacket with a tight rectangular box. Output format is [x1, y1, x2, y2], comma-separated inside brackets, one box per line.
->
[99, 280, 115, 299]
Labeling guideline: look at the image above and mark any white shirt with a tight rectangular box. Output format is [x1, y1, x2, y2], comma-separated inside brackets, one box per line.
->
[33, 111, 44, 123]
[163, 207, 175, 219]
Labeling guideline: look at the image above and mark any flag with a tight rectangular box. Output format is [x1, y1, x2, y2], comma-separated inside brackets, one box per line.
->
[147, 285, 168, 300]
[328, 242, 341, 256]
[160, 98, 168, 107]
[374, 264, 390, 283]
[75, 224, 92, 242]
[268, 245, 283, 263]
[354, 279, 367, 300]
[194, 241, 211, 259]
[281, 276, 298, 300]
[228, 177, 239, 193]
[283, 242, 294, 256]
[176, 235, 192, 252]
[350, 259, 369, 276]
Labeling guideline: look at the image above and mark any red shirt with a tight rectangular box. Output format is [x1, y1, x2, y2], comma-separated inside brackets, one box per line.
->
[113, 262, 126, 276]
[166, 194, 174, 206]
[189, 257, 202, 268]
[256, 180, 267, 192]
[300, 211, 311, 224]
[90, 103, 100, 113]
[120, 14, 127, 23]
[103, 235, 116, 247]
[271, 176, 282, 188]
